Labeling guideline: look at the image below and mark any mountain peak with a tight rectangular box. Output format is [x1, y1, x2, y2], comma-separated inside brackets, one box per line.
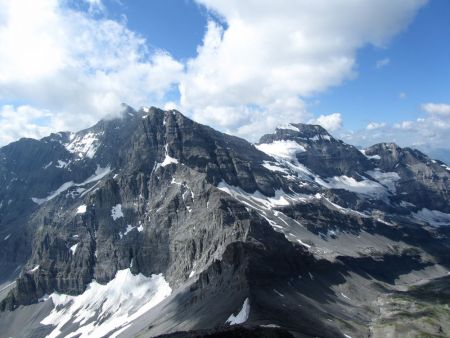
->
[369, 142, 400, 151]
[289, 123, 329, 135]
[259, 122, 333, 145]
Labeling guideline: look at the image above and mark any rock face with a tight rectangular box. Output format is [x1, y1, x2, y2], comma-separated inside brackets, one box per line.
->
[365, 142, 450, 212]
[0, 109, 449, 338]
[259, 124, 372, 178]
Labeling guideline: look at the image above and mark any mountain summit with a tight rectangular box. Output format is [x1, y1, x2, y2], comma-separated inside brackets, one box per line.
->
[0, 107, 449, 338]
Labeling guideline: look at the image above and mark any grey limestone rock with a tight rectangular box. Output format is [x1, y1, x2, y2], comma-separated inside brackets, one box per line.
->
[0, 107, 449, 338]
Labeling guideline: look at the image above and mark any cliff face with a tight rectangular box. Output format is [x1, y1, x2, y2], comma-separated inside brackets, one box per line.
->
[0, 108, 449, 338]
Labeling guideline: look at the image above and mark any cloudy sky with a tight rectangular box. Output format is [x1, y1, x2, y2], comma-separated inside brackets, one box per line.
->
[0, 0, 449, 161]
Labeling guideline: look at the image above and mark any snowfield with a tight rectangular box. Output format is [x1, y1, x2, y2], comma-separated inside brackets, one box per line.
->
[41, 269, 172, 338]
[226, 298, 250, 325]
[256, 140, 306, 159]
[65, 132, 102, 159]
[111, 204, 124, 220]
[32, 166, 111, 205]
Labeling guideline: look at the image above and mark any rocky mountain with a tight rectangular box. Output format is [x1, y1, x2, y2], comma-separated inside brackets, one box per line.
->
[0, 107, 449, 338]
[418, 146, 450, 166]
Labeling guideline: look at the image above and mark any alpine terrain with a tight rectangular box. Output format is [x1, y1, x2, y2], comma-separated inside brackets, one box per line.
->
[0, 106, 449, 338]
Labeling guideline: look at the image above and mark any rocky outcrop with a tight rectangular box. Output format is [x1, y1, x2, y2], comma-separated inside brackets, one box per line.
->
[259, 123, 373, 178]
[366, 143, 450, 212]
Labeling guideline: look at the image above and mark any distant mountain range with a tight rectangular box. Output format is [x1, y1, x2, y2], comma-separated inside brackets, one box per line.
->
[417, 147, 450, 166]
[0, 106, 449, 338]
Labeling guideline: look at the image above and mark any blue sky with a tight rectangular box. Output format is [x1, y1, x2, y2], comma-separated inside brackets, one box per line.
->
[102, 0, 208, 60]
[313, 0, 450, 130]
[101, 0, 449, 131]
[0, 0, 449, 161]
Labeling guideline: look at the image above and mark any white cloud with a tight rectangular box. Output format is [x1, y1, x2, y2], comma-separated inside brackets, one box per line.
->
[398, 92, 407, 99]
[394, 120, 414, 129]
[366, 122, 386, 130]
[376, 57, 390, 69]
[84, 0, 105, 14]
[0, 0, 183, 144]
[0, 0, 430, 145]
[180, 0, 427, 139]
[421, 102, 450, 116]
[310, 113, 342, 131]
[163, 101, 180, 111]
[340, 102, 450, 156]
[0, 105, 53, 144]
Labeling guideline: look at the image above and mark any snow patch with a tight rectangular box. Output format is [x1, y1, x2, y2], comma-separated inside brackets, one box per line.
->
[161, 155, 178, 167]
[341, 292, 351, 300]
[323, 175, 386, 197]
[256, 140, 306, 160]
[400, 200, 415, 208]
[76, 205, 87, 214]
[261, 161, 290, 174]
[217, 181, 365, 230]
[55, 160, 69, 168]
[276, 123, 299, 132]
[38, 294, 50, 303]
[273, 289, 285, 297]
[111, 204, 124, 220]
[218, 181, 312, 210]
[70, 243, 79, 255]
[32, 181, 75, 205]
[31, 166, 111, 204]
[124, 224, 135, 235]
[41, 269, 171, 338]
[260, 324, 280, 328]
[309, 134, 332, 142]
[377, 218, 395, 226]
[120, 224, 143, 238]
[226, 298, 250, 325]
[171, 177, 182, 185]
[413, 208, 450, 227]
[124, 224, 134, 235]
[161, 144, 178, 167]
[29, 265, 40, 273]
[83, 165, 112, 185]
[296, 238, 311, 248]
[256, 144, 330, 185]
[367, 169, 400, 192]
[315, 193, 368, 217]
[441, 164, 450, 171]
[66, 132, 101, 159]
[360, 149, 381, 160]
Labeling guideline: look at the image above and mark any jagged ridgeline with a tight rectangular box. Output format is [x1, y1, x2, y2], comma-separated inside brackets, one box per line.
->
[0, 106, 449, 338]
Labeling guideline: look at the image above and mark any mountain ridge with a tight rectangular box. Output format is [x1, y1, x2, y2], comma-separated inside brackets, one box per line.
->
[0, 106, 449, 338]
